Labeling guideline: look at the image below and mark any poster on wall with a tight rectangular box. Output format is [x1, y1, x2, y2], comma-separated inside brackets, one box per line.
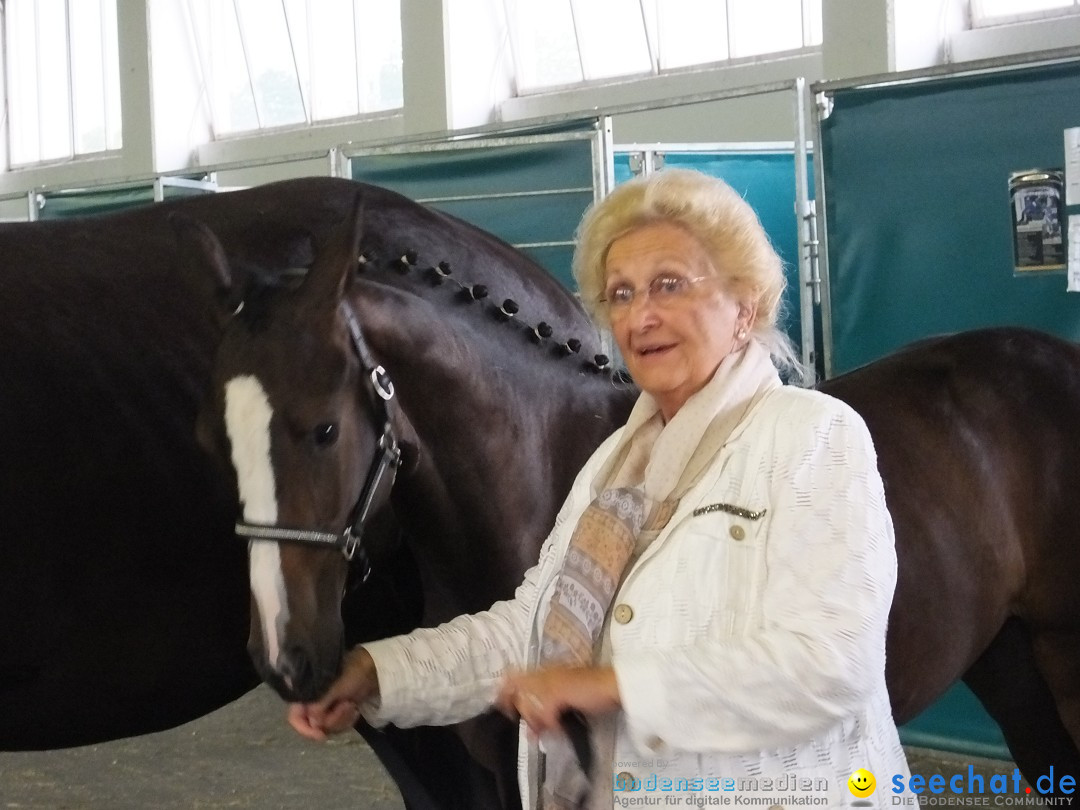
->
[1070, 220, 1080, 292]
[1009, 169, 1065, 272]
[1067, 128, 1080, 291]
[1065, 127, 1080, 206]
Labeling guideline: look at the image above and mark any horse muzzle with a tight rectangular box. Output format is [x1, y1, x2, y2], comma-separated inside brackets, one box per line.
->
[248, 622, 346, 703]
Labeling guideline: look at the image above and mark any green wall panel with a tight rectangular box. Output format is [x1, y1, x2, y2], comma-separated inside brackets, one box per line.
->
[822, 61, 1080, 375]
[37, 183, 213, 220]
[820, 60, 1080, 760]
[351, 137, 598, 290]
[350, 140, 594, 199]
[433, 191, 593, 247]
[900, 684, 1011, 761]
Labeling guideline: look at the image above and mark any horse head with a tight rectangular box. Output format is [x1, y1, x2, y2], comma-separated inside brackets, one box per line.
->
[184, 186, 635, 729]
[184, 199, 417, 701]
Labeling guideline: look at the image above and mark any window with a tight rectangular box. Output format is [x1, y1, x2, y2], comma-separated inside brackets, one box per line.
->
[506, 0, 822, 93]
[180, 0, 403, 138]
[971, 0, 1079, 26]
[4, 0, 122, 166]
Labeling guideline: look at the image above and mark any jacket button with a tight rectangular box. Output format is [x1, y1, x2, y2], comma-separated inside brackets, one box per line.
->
[646, 734, 664, 751]
[729, 524, 746, 541]
[613, 604, 634, 624]
[615, 771, 636, 789]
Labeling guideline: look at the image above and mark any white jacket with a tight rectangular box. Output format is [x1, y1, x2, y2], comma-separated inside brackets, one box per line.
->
[364, 384, 909, 809]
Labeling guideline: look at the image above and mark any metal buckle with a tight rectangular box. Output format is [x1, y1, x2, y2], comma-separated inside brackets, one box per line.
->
[371, 365, 394, 401]
[377, 429, 400, 463]
[342, 531, 360, 562]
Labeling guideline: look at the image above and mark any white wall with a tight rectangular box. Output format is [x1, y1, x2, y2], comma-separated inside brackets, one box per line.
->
[0, 0, 1071, 200]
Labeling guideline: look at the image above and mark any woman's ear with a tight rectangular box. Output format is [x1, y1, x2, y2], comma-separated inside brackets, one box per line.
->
[737, 300, 758, 333]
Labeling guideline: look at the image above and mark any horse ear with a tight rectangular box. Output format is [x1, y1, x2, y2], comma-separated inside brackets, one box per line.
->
[169, 212, 244, 317]
[300, 194, 365, 307]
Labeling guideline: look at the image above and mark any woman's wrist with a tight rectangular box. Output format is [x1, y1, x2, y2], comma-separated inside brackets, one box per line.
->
[349, 645, 380, 702]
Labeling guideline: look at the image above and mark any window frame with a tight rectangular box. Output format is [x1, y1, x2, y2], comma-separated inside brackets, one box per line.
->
[3, 0, 122, 169]
[969, 0, 1080, 29]
[178, 0, 403, 141]
[505, 0, 822, 96]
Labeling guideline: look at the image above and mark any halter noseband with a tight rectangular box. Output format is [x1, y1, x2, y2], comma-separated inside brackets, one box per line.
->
[233, 302, 402, 580]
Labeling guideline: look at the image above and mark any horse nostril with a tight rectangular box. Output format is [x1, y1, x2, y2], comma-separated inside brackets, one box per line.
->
[279, 646, 316, 693]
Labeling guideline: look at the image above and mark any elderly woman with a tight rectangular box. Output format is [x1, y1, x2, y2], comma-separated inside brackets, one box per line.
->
[288, 168, 909, 808]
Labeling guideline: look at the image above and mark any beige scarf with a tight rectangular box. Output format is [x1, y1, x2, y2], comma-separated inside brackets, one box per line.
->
[537, 340, 782, 809]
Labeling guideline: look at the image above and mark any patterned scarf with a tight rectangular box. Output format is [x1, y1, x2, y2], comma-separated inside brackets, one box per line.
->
[537, 340, 781, 809]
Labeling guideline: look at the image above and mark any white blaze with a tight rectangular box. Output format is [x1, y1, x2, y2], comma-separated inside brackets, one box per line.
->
[224, 375, 288, 672]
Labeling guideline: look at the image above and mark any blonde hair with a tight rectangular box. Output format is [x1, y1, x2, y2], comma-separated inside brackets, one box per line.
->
[573, 168, 805, 382]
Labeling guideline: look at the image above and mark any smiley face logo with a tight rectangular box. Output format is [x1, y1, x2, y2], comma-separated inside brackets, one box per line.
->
[848, 769, 876, 798]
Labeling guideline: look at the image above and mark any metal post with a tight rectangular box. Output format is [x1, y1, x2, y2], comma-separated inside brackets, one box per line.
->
[811, 90, 834, 379]
[792, 77, 815, 382]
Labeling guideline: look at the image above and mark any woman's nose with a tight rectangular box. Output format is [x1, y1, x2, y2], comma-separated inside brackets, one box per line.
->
[623, 290, 661, 326]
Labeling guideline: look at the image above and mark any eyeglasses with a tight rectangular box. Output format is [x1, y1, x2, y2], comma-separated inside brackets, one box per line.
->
[598, 274, 715, 317]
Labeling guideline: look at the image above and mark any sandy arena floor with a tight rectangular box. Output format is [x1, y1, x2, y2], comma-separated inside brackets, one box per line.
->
[0, 685, 1042, 810]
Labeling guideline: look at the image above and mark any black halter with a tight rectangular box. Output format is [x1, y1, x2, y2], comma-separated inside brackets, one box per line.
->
[233, 302, 402, 580]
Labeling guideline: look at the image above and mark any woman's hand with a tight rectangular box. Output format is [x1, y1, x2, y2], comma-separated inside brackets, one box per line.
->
[286, 646, 380, 741]
[495, 666, 620, 737]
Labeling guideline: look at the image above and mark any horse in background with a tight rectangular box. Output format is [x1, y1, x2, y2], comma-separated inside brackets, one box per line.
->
[0, 176, 607, 809]
[196, 199, 1080, 808]
[822, 330, 1080, 786]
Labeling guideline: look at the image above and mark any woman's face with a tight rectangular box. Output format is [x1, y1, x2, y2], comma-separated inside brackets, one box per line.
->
[604, 221, 752, 421]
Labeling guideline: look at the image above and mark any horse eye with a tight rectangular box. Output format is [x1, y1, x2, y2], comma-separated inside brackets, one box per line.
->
[313, 423, 339, 447]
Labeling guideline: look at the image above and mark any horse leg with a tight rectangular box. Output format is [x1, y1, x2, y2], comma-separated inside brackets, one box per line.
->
[357, 722, 512, 810]
[962, 618, 1080, 794]
[1028, 628, 1080, 783]
[456, 713, 523, 810]
[357, 724, 442, 810]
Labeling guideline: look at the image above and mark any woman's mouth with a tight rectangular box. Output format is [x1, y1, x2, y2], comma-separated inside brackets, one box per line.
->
[636, 343, 675, 359]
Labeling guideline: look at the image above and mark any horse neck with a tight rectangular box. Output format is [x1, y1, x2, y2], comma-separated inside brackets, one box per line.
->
[371, 306, 636, 619]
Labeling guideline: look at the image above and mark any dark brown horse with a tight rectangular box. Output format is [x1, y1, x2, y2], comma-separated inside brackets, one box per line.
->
[196, 200, 1080, 806]
[191, 201, 633, 809]
[0, 177, 609, 808]
[823, 331, 1080, 789]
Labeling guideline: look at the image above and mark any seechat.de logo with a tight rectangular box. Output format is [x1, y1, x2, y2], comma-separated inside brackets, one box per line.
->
[891, 765, 1076, 801]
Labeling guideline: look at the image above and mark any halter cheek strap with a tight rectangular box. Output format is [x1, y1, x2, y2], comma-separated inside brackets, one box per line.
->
[234, 302, 402, 579]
